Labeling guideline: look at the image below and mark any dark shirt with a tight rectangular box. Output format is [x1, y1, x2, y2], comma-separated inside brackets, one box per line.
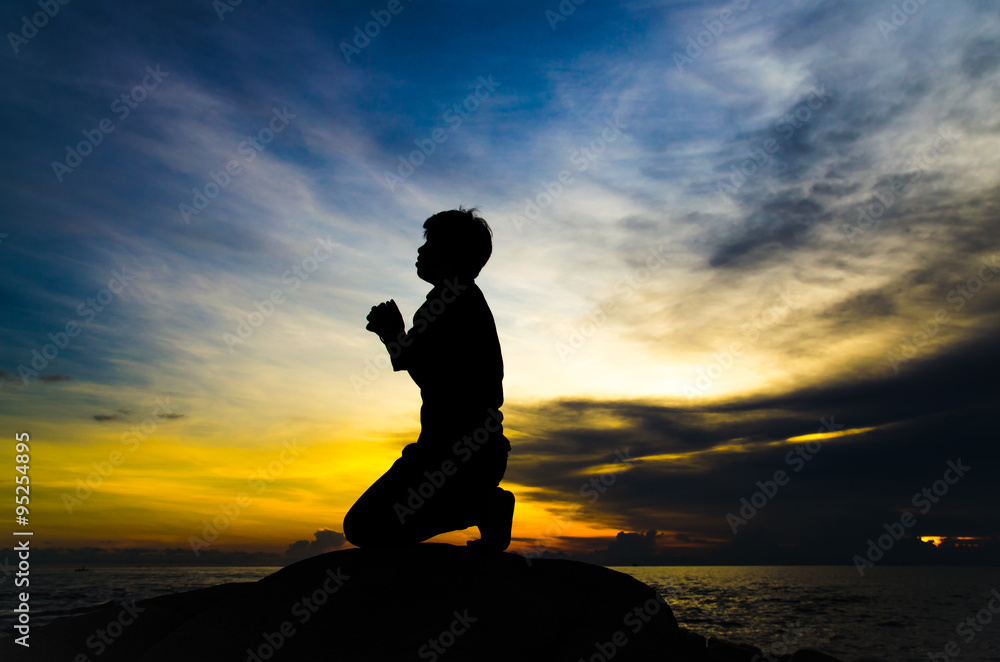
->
[389, 275, 507, 453]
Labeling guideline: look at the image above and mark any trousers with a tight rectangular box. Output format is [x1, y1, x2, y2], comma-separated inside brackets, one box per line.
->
[343, 434, 508, 548]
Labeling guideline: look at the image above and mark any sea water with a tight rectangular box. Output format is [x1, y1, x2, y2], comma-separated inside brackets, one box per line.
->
[612, 566, 1000, 661]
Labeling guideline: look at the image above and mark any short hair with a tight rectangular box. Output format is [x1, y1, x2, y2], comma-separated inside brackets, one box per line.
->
[423, 206, 493, 278]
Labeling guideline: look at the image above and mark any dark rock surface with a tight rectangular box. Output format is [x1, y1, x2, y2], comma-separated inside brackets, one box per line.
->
[0, 544, 873, 661]
[2, 544, 677, 661]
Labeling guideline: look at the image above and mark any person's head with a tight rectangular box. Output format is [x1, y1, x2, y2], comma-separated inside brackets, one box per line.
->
[415, 206, 493, 285]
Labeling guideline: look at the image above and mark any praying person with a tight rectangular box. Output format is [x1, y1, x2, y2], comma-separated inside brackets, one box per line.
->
[344, 207, 515, 551]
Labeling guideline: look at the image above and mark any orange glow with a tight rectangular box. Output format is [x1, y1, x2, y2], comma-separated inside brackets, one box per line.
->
[786, 427, 875, 443]
[920, 536, 981, 548]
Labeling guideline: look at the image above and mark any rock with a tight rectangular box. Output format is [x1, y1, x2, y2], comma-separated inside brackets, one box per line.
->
[1, 582, 257, 662]
[0, 543, 679, 661]
[706, 635, 765, 661]
[790, 649, 845, 662]
[676, 627, 708, 656]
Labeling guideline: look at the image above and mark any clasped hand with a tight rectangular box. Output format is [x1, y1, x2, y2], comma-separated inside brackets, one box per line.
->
[366, 299, 405, 342]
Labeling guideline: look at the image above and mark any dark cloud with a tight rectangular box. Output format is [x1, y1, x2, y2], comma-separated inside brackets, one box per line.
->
[728, 331, 999, 421]
[594, 530, 662, 565]
[93, 409, 183, 422]
[961, 37, 1000, 79]
[810, 180, 860, 198]
[1, 372, 74, 385]
[709, 194, 826, 268]
[820, 288, 896, 323]
[505, 332, 1000, 563]
[285, 529, 347, 562]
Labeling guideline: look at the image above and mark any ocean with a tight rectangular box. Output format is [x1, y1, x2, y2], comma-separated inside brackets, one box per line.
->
[2, 565, 999, 661]
[612, 566, 1000, 661]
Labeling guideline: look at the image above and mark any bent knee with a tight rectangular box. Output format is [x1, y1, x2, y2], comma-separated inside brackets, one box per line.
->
[343, 501, 400, 548]
[342, 503, 370, 547]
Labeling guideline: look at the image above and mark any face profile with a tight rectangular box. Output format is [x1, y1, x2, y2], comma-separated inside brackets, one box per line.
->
[415, 231, 455, 286]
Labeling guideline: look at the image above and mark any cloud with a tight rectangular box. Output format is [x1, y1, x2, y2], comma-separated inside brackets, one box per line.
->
[504, 331, 1000, 562]
[587, 530, 664, 565]
[92, 408, 183, 422]
[0, 372, 72, 386]
[960, 36, 1000, 80]
[284, 529, 348, 562]
[709, 194, 827, 268]
[820, 289, 897, 325]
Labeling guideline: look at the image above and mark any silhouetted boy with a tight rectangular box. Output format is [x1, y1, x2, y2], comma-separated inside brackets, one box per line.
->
[343, 207, 515, 551]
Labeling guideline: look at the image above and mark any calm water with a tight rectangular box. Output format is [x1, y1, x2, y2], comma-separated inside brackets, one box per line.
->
[0, 567, 276, 629]
[612, 566, 1000, 662]
[3, 565, 999, 661]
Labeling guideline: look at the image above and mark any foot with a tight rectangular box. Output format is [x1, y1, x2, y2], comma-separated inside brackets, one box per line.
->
[467, 489, 515, 552]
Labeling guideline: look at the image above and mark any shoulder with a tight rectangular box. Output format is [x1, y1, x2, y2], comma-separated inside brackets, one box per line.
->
[438, 277, 486, 305]
[465, 282, 494, 314]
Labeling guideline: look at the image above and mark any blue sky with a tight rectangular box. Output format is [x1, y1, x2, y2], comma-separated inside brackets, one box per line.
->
[1, 0, 998, 564]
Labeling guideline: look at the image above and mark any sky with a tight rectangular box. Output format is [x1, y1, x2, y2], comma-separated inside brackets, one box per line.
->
[0, 0, 998, 567]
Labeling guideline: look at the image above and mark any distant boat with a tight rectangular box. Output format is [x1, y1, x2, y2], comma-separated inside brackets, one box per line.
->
[75, 566, 89, 572]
